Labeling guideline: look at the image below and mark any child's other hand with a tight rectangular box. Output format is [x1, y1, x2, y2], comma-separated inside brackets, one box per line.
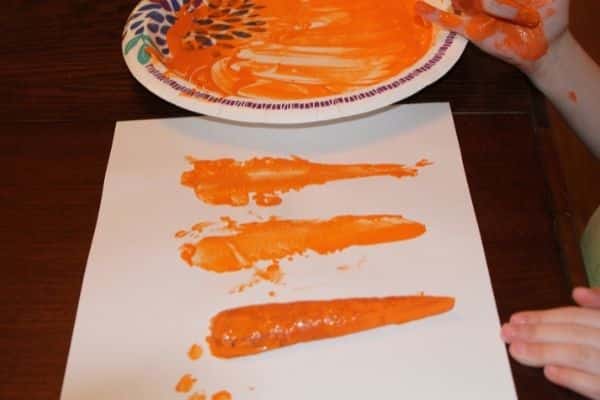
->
[414, 0, 569, 72]
[501, 287, 600, 399]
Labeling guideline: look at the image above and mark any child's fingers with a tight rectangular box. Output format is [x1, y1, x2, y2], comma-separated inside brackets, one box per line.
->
[544, 365, 600, 400]
[510, 307, 600, 329]
[453, 0, 540, 27]
[482, 0, 540, 27]
[501, 322, 600, 349]
[508, 341, 600, 375]
[573, 287, 600, 310]
[415, 1, 468, 35]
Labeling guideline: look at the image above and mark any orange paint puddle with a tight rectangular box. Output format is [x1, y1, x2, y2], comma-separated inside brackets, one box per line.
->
[180, 214, 426, 273]
[181, 156, 432, 207]
[211, 390, 232, 400]
[568, 91, 577, 103]
[207, 295, 454, 358]
[176, 374, 197, 393]
[188, 343, 204, 360]
[189, 393, 207, 400]
[150, 0, 433, 100]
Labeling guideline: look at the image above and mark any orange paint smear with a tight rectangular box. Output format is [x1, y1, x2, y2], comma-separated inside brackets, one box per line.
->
[181, 156, 432, 207]
[176, 374, 197, 393]
[207, 295, 455, 358]
[416, 0, 548, 60]
[189, 393, 207, 400]
[151, 0, 434, 99]
[230, 262, 284, 293]
[211, 390, 232, 400]
[188, 343, 204, 360]
[180, 214, 426, 273]
[337, 264, 351, 271]
[568, 91, 577, 103]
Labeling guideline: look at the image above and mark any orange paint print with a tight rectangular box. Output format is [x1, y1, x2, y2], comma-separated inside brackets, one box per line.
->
[189, 393, 207, 400]
[149, 0, 434, 100]
[176, 374, 197, 393]
[180, 214, 426, 273]
[211, 390, 232, 400]
[188, 343, 204, 360]
[181, 156, 432, 207]
[206, 295, 454, 358]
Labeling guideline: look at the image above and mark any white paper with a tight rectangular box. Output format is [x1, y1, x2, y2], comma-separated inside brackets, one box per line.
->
[61, 103, 517, 400]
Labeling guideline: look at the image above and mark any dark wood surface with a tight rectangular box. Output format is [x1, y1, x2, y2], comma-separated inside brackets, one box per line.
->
[0, 1, 590, 399]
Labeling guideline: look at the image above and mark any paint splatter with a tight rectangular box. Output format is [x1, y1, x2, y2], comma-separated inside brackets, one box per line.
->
[230, 262, 284, 293]
[568, 91, 577, 103]
[187, 344, 203, 360]
[180, 214, 426, 273]
[176, 374, 197, 393]
[211, 390, 232, 400]
[189, 393, 207, 400]
[181, 156, 432, 207]
[337, 265, 351, 271]
[148, 0, 433, 100]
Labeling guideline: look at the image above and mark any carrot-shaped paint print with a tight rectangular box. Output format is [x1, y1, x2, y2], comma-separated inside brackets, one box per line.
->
[179, 214, 426, 272]
[181, 156, 432, 207]
[206, 295, 455, 358]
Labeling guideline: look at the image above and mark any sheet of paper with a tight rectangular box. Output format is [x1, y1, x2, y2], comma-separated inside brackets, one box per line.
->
[61, 103, 517, 400]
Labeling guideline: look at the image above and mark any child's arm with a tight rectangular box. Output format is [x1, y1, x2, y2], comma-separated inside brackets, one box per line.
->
[415, 0, 600, 158]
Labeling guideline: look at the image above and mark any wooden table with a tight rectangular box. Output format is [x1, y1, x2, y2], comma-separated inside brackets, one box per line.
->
[0, 1, 589, 399]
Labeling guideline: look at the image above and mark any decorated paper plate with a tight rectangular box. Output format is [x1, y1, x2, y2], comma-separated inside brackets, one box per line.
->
[122, 0, 466, 123]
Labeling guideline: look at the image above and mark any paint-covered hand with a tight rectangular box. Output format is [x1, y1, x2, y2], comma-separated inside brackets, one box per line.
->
[415, 0, 569, 72]
[501, 287, 600, 399]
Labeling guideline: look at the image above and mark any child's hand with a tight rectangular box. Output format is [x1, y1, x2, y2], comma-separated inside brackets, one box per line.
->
[501, 287, 600, 399]
[415, 0, 569, 72]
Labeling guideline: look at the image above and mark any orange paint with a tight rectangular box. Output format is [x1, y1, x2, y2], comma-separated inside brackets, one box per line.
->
[175, 230, 189, 238]
[211, 390, 232, 400]
[188, 343, 204, 360]
[180, 214, 426, 272]
[568, 91, 577, 103]
[189, 393, 207, 400]
[192, 222, 213, 233]
[181, 156, 432, 207]
[230, 262, 284, 293]
[268, 291, 276, 297]
[207, 295, 455, 358]
[151, 0, 434, 99]
[176, 374, 197, 393]
[416, 0, 548, 60]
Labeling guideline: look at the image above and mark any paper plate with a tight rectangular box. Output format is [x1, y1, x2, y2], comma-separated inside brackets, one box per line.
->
[122, 0, 466, 124]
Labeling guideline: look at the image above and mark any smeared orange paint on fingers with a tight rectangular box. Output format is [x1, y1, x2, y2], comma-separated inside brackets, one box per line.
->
[206, 295, 455, 358]
[181, 156, 432, 207]
[180, 214, 426, 272]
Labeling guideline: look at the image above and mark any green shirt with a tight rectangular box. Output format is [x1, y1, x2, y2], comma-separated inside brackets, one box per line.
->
[582, 205, 600, 287]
